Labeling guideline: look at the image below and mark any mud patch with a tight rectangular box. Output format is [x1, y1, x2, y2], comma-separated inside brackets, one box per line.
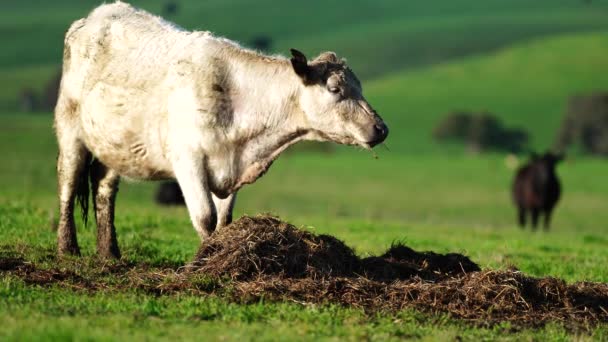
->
[0, 256, 29, 271]
[1, 215, 607, 331]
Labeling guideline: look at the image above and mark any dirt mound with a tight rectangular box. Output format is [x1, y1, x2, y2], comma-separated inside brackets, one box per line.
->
[192, 215, 360, 280]
[361, 243, 480, 281]
[232, 270, 608, 329]
[191, 215, 479, 281]
[189, 215, 608, 329]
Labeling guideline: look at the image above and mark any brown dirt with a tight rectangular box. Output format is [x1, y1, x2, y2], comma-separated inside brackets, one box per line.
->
[191, 215, 361, 279]
[1, 215, 607, 331]
[191, 215, 480, 282]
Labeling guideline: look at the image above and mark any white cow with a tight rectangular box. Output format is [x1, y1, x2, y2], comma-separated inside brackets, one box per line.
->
[55, 1, 389, 258]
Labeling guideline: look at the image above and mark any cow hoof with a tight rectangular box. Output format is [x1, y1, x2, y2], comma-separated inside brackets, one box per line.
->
[97, 247, 121, 260]
[58, 243, 81, 257]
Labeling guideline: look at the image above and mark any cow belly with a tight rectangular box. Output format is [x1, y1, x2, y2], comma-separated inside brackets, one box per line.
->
[80, 83, 172, 180]
[87, 143, 173, 180]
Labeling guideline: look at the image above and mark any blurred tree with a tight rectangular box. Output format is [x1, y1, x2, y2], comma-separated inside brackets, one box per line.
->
[19, 88, 38, 112]
[434, 111, 529, 153]
[250, 35, 273, 52]
[555, 93, 608, 156]
[43, 69, 62, 112]
[433, 111, 472, 141]
[162, 1, 179, 17]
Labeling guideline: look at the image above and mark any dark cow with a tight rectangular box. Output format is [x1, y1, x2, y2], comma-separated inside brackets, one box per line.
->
[512, 152, 563, 230]
[155, 181, 186, 206]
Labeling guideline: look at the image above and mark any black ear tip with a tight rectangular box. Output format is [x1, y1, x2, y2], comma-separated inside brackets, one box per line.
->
[290, 48, 305, 59]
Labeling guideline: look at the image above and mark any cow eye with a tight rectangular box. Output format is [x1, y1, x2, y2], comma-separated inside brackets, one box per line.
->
[328, 86, 340, 94]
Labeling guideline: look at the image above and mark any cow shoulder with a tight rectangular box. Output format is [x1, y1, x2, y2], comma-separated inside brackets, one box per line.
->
[167, 54, 234, 130]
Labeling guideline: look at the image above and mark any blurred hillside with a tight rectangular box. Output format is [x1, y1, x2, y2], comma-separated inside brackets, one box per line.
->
[1, 0, 607, 153]
[2, 0, 607, 72]
[366, 32, 608, 153]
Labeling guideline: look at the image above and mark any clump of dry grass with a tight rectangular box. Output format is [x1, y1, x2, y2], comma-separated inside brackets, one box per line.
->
[191, 215, 360, 280]
[190, 215, 480, 281]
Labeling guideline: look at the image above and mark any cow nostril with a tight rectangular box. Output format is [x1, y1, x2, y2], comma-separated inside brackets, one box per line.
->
[374, 123, 387, 136]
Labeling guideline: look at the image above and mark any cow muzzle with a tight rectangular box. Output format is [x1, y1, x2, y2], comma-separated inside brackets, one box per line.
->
[367, 121, 389, 147]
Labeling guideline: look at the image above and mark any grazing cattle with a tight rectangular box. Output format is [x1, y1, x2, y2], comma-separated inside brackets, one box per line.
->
[155, 181, 185, 206]
[512, 152, 563, 230]
[54, 2, 389, 258]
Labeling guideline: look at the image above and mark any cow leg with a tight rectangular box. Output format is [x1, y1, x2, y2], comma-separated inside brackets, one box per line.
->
[517, 207, 527, 228]
[91, 160, 121, 259]
[56, 116, 88, 256]
[56, 145, 88, 256]
[531, 208, 540, 230]
[543, 207, 554, 231]
[213, 192, 236, 231]
[172, 156, 217, 239]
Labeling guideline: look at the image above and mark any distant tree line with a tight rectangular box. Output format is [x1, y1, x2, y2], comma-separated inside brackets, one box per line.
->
[433, 111, 528, 153]
[434, 91, 608, 157]
[19, 70, 61, 113]
[555, 93, 608, 156]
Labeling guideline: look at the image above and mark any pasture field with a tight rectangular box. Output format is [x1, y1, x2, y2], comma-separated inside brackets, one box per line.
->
[2, 114, 608, 340]
[2, 1, 608, 340]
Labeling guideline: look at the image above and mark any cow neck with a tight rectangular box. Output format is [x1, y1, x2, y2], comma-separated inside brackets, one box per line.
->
[227, 56, 311, 190]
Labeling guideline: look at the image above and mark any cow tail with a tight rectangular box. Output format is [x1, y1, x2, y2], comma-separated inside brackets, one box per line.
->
[76, 152, 93, 227]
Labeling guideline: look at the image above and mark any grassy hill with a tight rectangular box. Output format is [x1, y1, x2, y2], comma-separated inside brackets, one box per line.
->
[1, 0, 607, 110]
[2, 32, 608, 246]
[366, 32, 608, 153]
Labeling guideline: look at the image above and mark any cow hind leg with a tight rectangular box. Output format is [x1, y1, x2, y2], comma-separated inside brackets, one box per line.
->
[213, 193, 236, 231]
[91, 160, 121, 259]
[56, 122, 90, 256]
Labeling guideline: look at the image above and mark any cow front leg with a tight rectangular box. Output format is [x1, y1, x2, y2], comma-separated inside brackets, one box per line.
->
[213, 192, 236, 231]
[517, 207, 527, 228]
[172, 156, 217, 239]
[530, 208, 540, 230]
[91, 160, 121, 259]
[543, 207, 554, 231]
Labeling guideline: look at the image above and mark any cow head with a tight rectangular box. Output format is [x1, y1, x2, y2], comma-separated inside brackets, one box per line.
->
[541, 152, 564, 167]
[529, 151, 564, 171]
[290, 49, 388, 148]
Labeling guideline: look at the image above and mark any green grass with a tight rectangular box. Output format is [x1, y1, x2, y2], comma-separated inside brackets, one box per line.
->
[2, 112, 608, 340]
[2, 288, 596, 341]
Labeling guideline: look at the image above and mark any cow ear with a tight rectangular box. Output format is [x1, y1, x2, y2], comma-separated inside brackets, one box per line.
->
[290, 48, 311, 82]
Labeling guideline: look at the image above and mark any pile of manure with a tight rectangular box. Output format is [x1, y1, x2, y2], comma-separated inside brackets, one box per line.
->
[189, 215, 608, 330]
